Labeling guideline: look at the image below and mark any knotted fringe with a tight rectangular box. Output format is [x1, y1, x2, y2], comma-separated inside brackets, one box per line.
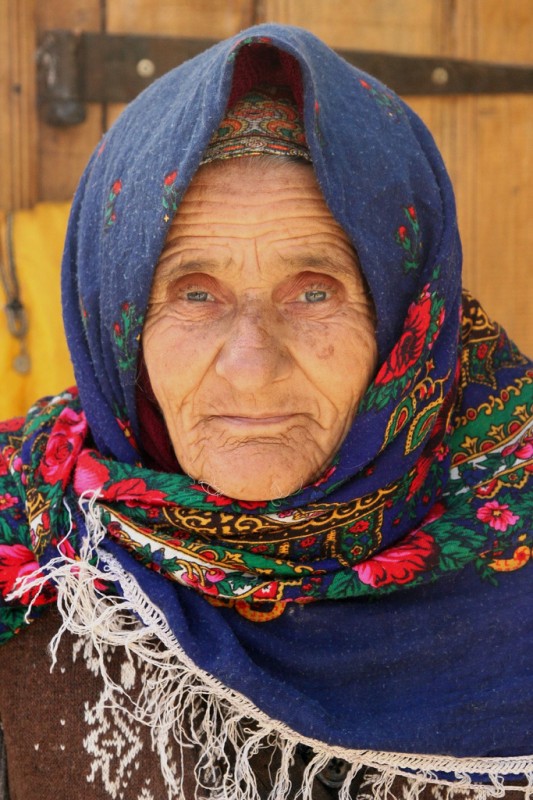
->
[12, 496, 533, 799]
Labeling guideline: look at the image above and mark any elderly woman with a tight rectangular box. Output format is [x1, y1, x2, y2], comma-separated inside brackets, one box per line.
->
[0, 23, 531, 800]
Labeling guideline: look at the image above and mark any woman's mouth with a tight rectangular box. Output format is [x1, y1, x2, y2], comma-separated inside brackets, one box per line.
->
[216, 414, 297, 426]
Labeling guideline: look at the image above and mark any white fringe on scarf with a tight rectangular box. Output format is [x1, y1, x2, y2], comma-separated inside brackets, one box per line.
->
[12, 496, 533, 799]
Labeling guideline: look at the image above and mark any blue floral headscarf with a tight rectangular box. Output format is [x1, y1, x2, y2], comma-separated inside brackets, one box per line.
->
[0, 24, 532, 798]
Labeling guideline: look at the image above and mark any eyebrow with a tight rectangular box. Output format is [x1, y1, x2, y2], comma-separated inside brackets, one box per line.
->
[156, 248, 361, 281]
[156, 253, 231, 276]
[284, 252, 361, 279]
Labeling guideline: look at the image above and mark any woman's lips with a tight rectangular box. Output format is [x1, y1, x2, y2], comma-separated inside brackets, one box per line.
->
[216, 414, 298, 427]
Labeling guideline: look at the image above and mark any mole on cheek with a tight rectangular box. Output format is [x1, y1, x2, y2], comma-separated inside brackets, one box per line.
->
[318, 343, 335, 360]
[298, 326, 334, 360]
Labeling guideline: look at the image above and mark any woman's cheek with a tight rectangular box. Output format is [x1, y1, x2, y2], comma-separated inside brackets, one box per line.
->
[146, 314, 222, 394]
[292, 323, 337, 362]
[295, 316, 376, 410]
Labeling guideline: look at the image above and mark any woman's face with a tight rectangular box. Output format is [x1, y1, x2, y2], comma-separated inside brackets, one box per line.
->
[143, 159, 377, 500]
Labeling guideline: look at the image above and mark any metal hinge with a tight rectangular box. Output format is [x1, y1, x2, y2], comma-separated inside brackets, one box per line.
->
[37, 30, 533, 127]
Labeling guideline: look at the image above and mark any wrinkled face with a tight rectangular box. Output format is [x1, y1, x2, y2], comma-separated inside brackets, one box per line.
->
[143, 159, 377, 500]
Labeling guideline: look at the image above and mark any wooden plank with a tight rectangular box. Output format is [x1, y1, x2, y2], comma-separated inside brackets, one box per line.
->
[31, 0, 531, 353]
[0, 0, 38, 211]
[105, 0, 255, 128]
[259, 0, 532, 355]
[438, 0, 532, 355]
[106, 0, 255, 36]
[35, 0, 103, 202]
[38, 106, 104, 202]
[256, 0, 439, 53]
[35, 0, 255, 195]
[464, 93, 531, 354]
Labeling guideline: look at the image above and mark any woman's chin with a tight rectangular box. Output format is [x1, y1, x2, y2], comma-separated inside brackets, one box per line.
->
[187, 452, 321, 502]
[199, 471, 299, 502]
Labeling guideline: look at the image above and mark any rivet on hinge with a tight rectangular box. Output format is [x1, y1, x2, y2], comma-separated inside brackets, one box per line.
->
[136, 58, 156, 78]
[431, 66, 450, 86]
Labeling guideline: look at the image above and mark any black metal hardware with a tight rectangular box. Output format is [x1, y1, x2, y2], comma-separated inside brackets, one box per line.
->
[37, 31, 86, 126]
[0, 216, 31, 374]
[37, 30, 533, 127]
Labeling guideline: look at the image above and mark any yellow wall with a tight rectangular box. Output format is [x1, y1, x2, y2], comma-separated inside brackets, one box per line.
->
[0, 205, 74, 419]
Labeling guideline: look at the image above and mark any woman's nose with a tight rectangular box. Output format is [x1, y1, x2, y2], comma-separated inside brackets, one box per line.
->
[214, 302, 291, 391]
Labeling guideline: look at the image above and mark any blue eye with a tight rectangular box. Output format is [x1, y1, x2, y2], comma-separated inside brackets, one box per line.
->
[186, 290, 211, 302]
[304, 290, 328, 303]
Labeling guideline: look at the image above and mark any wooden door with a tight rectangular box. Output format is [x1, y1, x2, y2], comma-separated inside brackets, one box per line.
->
[1, 0, 532, 355]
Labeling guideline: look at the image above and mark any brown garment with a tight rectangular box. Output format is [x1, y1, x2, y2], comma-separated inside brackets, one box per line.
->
[0, 608, 334, 800]
[0, 608, 174, 799]
[0, 608, 525, 800]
